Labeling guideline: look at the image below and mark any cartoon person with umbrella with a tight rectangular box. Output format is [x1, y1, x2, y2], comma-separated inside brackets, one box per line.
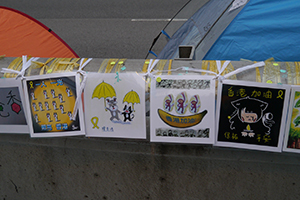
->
[121, 90, 140, 122]
[92, 81, 121, 121]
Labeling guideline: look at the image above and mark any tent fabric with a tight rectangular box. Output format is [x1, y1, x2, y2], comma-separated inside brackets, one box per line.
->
[157, 0, 232, 59]
[0, 6, 78, 58]
[204, 0, 300, 61]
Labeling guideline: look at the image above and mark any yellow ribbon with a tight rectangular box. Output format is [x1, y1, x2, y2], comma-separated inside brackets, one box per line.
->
[167, 60, 173, 75]
[105, 59, 119, 73]
[98, 59, 109, 73]
[91, 117, 99, 129]
[31, 58, 55, 75]
[5, 57, 22, 78]
[155, 60, 168, 75]
[201, 60, 209, 75]
[142, 59, 150, 73]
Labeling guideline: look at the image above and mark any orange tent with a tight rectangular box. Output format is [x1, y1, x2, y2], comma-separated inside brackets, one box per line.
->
[0, 6, 79, 58]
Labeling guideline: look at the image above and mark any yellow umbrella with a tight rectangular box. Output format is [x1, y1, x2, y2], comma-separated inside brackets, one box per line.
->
[92, 81, 116, 109]
[123, 90, 140, 110]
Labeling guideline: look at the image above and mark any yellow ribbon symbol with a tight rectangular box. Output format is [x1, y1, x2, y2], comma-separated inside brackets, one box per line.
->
[29, 81, 34, 89]
[277, 90, 283, 99]
[91, 117, 99, 129]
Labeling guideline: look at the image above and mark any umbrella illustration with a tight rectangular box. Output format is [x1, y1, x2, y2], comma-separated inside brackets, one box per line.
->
[92, 81, 116, 110]
[123, 90, 140, 111]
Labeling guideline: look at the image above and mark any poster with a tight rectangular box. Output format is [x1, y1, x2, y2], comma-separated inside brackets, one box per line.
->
[0, 78, 29, 133]
[84, 72, 146, 139]
[150, 75, 215, 144]
[216, 80, 290, 152]
[283, 86, 300, 153]
[23, 73, 85, 137]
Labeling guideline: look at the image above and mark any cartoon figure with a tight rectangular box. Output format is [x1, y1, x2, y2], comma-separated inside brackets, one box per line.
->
[45, 102, 50, 111]
[51, 89, 57, 98]
[43, 90, 49, 99]
[176, 92, 188, 115]
[121, 105, 134, 122]
[67, 111, 73, 121]
[229, 96, 274, 137]
[32, 103, 38, 111]
[66, 88, 72, 97]
[57, 79, 63, 86]
[60, 104, 65, 114]
[53, 112, 59, 122]
[163, 94, 174, 112]
[34, 114, 40, 123]
[30, 92, 36, 100]
[58, 94, 64, 103]
[189, 95, 201, 113]
[38, 102, 44, 111]
[46, 113, 52, 122]
[41, 81, 47, 88]
[52, 101, 58, 110]
[106, 98, 121, 121]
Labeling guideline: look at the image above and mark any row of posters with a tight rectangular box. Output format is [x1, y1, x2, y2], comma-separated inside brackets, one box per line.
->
[1, 72, 300, 153]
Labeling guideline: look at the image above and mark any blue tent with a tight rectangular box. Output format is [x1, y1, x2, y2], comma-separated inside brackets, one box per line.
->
[151, 0, 300, 61]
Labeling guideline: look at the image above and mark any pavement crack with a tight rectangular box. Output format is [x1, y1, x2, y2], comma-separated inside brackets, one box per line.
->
[10, 179, 18, 193]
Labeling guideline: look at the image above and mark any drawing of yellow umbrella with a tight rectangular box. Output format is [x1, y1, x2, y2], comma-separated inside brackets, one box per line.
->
[123, 90, 140, 111]
[92, 81, 116, 110]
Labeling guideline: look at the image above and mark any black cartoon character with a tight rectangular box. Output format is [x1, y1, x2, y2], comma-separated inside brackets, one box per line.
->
[45, 101, 51, 111]
[32, 103, 38, 111]
[38, 102, 44, 111]
[122, 105, 134, 122]
[60, 104, 65, 114]
[229, 96, 274, 137]
[34, 114, 39, 123]
[51, 89, 57, 98]
[106, 98, 121, 121]
[52, 101, 58, 110]
[58, 94, 64, 103]
[53, 112, 59, 122]
[43, 90, 49, 99]
[66, 87, 72, 97]
[67, 111, 73, 121]
[46, 113, 52, 122]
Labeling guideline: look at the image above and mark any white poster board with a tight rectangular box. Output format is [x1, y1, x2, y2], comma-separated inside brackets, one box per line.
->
[216, 80, 290, 152]
[84, 72, 146, 139]
[23, 73, 85, 137]
[150, 75, 215, 144]
[0, 78, 29, 133]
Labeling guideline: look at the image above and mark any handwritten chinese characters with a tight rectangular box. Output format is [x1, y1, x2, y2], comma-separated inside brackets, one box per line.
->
[217, 81, 288, 151]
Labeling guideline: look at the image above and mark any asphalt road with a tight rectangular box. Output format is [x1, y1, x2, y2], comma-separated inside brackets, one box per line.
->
[1, 0, 186, 58]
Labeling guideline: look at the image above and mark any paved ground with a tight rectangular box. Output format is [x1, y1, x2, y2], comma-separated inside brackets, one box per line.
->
[1, 0, 186, 58]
